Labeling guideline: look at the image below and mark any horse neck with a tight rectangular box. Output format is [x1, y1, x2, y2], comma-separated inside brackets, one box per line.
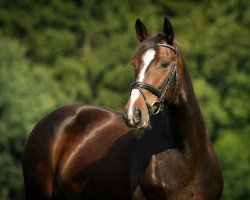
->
[168, 55, 207, 159]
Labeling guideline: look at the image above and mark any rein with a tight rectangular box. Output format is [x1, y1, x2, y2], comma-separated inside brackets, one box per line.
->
[131, 43, 179, 117]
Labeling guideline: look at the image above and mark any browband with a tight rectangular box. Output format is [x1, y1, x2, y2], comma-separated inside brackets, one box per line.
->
[157, 43, 178, 54]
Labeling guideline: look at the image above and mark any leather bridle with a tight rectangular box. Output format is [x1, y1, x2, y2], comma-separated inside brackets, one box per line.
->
[130, 43, 179, 117]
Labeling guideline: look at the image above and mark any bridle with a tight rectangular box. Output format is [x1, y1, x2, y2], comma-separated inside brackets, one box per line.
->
[131, 43, 179, 116]
[130, 43, 179, 117]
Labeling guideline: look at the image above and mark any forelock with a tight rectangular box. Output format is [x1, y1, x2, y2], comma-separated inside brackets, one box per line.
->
[132, 33, 166, 63]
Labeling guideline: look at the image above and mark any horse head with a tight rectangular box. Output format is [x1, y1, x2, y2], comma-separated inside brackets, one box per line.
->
[123, 17, 183, 130]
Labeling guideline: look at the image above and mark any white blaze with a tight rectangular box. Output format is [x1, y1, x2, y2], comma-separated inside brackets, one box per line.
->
[138, 49, 156, 81]
[128, 49, 156, 119]
[128, 89, 140, 118]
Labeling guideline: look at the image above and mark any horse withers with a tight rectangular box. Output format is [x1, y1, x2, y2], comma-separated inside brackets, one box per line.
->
[22, 17, 223, 199]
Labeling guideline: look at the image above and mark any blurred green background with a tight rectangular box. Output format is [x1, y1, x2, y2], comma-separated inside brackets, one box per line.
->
[0, 0, 249, 199]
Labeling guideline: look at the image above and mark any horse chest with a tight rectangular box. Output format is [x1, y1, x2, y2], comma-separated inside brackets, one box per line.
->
[141, 149, 200, 199]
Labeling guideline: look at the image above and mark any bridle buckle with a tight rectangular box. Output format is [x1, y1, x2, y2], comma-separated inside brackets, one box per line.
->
[151, 101, 164, 115]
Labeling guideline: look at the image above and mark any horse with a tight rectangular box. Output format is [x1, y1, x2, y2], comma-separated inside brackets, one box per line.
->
[22, 17, 223, 200]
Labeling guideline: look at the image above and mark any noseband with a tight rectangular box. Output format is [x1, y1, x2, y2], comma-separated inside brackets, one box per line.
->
[131, 43, 179, 116]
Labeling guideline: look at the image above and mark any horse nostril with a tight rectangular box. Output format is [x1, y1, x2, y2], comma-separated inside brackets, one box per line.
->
[133, 108, 141, 125]
[123, 109, 141, 128]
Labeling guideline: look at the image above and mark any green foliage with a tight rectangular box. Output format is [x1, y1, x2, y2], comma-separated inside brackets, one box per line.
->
[193, 78, 228, 136]
[0, 35, 69, 199]
[215, 131, 250, 199]
[0, 0, 249, 199]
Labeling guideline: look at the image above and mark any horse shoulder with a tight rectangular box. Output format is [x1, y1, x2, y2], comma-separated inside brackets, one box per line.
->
[179, 137, 223, 200]
[140, 136, 223, 200]
[141, 149, 188, 199]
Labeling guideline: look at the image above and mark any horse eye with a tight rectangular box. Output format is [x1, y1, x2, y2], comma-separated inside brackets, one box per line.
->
[160, 60, 169, 68]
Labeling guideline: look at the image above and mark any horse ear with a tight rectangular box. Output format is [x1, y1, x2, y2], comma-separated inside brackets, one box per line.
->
[135, 18, 149, 42]
[162, 17, 174, 45]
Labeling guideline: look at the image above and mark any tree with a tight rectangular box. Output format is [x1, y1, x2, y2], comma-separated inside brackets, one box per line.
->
[0, 35, 70, 199]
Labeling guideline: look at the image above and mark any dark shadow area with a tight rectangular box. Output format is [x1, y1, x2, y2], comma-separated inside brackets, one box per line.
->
[73, 111, 180, 199]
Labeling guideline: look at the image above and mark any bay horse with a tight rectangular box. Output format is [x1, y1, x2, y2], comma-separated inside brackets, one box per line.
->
[22, 17, 223, 199]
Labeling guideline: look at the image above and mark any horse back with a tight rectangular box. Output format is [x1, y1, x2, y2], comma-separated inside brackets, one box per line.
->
[22, 105, 130, 199]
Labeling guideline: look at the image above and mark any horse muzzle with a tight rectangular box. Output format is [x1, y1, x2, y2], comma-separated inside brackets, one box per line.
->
[123, 106, 149, 130]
